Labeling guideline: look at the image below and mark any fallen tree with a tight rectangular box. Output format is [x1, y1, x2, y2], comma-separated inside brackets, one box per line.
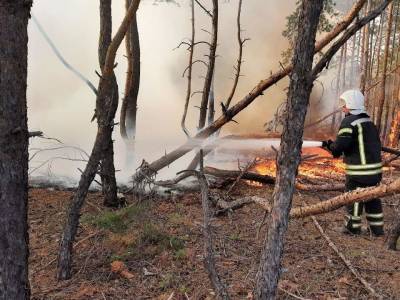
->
[132, 0, 367, 184]
[203, 166, 344, 191]
[217, 176, 400, 221]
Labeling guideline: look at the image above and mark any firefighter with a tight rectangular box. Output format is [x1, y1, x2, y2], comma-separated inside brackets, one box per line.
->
[322, 89, 384, 236]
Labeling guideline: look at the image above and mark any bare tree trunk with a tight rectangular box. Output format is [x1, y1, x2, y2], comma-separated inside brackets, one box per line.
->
[224, 0, 245, 109]
[207, 72, 215, 125]
[0, 2, 31, 299]
[57, 1, 141, 280]
[121, 0, 141, 140]
[342, 41, 348, 90]
[181, 0, 195, 137]
[98, 0, 119, 207]
[331, 47, 344, 132]
[254, 1, 323, 298]
[198, 0, 218, 130]
[381, 3, 394, 138]
[350, 30, 357, 86]
[360, 0, 371, 94]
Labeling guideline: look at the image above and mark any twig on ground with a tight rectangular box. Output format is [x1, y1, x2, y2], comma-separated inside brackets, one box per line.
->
[311, 216, 382, 299]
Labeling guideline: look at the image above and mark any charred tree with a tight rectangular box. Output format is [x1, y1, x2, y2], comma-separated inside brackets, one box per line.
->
[254, 1, 323, 298]
[57, 1, 141, 280]
[121, 0, 141, 141]
[0, 1, 32, 298]
[198, 0, 218, 130]
[99, 0, 119, 207]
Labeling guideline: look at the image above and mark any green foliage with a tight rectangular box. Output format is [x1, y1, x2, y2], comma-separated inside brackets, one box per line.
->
[282, 0, 338, 64]
[84, 202, 148, 233]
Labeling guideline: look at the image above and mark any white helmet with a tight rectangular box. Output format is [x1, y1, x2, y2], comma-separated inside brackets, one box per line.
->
[339, 89, 366, 115]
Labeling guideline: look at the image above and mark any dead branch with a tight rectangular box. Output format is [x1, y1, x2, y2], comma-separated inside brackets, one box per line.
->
[381, 146, 400, 156]
[198, 0, 218, 129]
[304, 109, 341, 129]
[28, 131, 43, 138]
[181, 0, 196, 137]
[311, 216, 382, 298]
[226, 158, 258, 195]
[31, 15, 98, 96]
[204, 166, 344, 191]
[131, 0, 367, 183]
[204, 166, 275, 185]
[183, 151, 230, 299]
[194, 0, 212, 18]
[224, 0, 246, 109]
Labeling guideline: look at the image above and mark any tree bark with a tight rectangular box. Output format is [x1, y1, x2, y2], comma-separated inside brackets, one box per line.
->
[331, 46, 344, 132]
[254, 1, 324, 299]
[360, 0, 371, 94]
[198, 0, 218, 130]
[0, 1, 32, 298]
[99, 0, 119, 207]
[132, 0, 368, 184]
[57, 0, 141, 280]
[380, 3, 394, 137]
[121, 0, 141, 140]
[181, 0, 195, 137]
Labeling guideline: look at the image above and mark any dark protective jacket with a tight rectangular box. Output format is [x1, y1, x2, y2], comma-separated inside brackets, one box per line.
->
[329, 113, 382, 185]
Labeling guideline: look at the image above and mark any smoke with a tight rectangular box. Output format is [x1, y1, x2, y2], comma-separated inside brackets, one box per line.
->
[30, 0, 341, 183]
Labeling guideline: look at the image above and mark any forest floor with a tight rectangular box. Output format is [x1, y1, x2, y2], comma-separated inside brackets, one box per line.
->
[29, 180, 400, 300]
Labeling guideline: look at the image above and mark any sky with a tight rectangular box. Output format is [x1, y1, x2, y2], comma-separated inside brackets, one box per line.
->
[28, 0, 346, 183]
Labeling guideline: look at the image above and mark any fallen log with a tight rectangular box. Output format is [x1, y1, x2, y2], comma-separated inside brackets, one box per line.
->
[204, 166, 275, 185]
[222, 177, 400, 219]
[132, 0, 367, 183]
[204, 166, 344, 191]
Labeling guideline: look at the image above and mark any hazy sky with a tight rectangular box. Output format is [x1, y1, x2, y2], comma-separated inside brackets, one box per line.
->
[27, 0, 316, 181]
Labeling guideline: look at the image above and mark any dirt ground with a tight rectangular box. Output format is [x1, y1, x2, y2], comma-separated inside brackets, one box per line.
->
[29, 181, 400, 299]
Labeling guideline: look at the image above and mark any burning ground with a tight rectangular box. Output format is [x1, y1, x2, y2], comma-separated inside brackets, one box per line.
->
[29, 166, 400, 299]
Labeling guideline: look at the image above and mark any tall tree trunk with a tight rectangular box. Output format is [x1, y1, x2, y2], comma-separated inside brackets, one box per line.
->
[0, 1, 32, 298]
[57, 0, 141, 280]
[198, 0, 218, 130]
[99, 0, 119, 207]
[377, 3, 394, 135]
[181, 0, 195, 137]
[360, 0, 371, 94]
[208, 71, 215, 125]
[382, 3, 395, 139]
[254, 1, 323, 298]
[331, 46, 344, 133]
[121, 0, 140, 140]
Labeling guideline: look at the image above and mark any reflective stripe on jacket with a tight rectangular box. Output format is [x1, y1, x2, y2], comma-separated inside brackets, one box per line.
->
[329, 113, 382, 181]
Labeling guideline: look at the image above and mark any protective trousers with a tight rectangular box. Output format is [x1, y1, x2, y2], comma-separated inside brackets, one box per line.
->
[345, 178, 384, 235]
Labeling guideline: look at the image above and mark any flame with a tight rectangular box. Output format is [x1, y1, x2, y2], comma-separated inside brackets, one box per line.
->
[253, 147, 345, 179]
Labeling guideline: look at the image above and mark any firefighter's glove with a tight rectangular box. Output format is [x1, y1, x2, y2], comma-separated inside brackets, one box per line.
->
[322, 140, 333, 151]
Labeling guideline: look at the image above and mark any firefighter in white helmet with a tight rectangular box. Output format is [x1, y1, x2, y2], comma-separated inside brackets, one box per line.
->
[322, 89, 384, 236]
